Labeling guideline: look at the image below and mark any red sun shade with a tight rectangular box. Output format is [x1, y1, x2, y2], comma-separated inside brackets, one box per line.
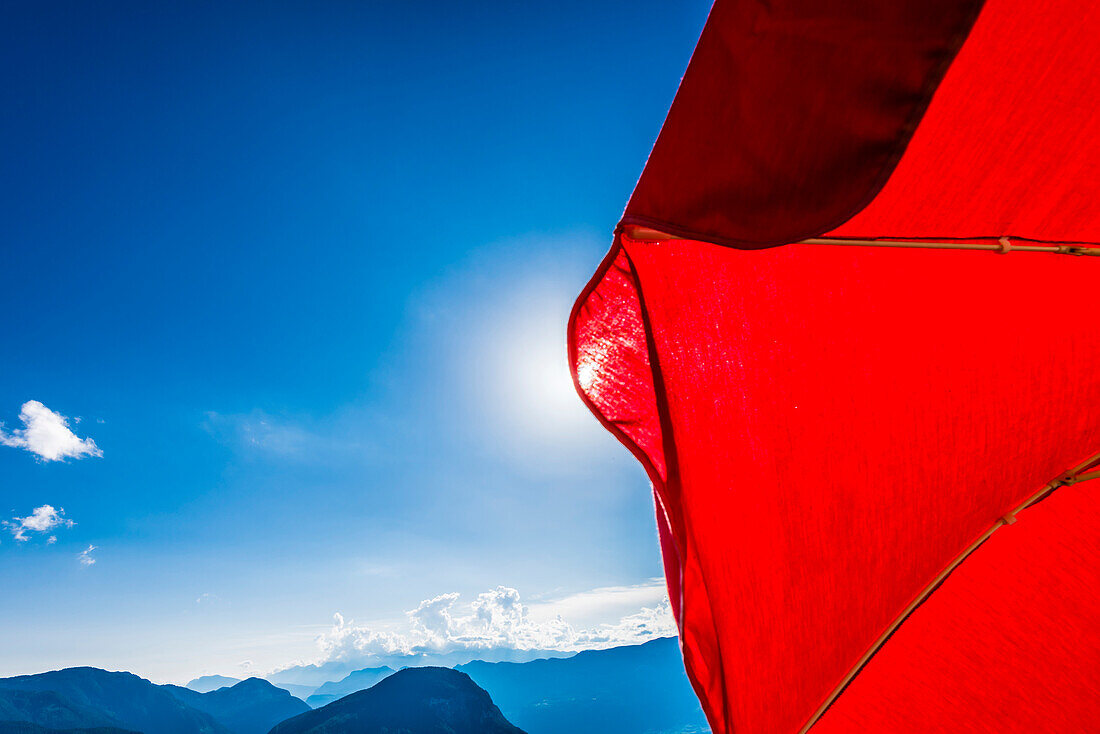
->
[570, 0, 1100, 732]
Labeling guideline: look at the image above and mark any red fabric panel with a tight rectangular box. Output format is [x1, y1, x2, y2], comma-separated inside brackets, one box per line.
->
[622, 0, 984, 248]
[811, 480, 1100, 733]
[832, 0, 1100, 243]
[626, 0, 1100, 249]
[581, 0, 1100, 731]
[570, 233, 1100, 733]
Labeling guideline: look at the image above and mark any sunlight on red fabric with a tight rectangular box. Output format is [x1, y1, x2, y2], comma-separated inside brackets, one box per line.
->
[570, 0, 1100, 731]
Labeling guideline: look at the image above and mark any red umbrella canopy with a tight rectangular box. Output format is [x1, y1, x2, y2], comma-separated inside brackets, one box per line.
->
[569, 1, 1100, 733]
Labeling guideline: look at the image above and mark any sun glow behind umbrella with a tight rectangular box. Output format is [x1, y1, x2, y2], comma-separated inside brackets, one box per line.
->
[439, 240, 621, 469]
[491, 297, 592, 445]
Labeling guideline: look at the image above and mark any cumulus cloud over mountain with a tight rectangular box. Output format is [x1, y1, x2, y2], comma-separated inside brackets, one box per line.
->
[315, 583, 677, 666]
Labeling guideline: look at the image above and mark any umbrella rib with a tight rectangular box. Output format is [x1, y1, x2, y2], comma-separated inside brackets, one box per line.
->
[1068, 448, 1100, 475]
[797, 457, 1100, 734]
[623, 226, 1100, 255]
[801, 237, 1100, 256]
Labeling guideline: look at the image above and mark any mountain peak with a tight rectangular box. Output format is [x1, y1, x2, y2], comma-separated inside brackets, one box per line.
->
[165, 676, 309, 734]
[0, 667, 232, 734]
[186, 675, 242, 694]
[269, 666, 524, 734]
[304, 666, 394, 708]
[230, 678, 280, 692]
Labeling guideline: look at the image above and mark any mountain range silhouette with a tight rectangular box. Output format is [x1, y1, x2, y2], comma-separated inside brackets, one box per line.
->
[0, 638, 707, 734]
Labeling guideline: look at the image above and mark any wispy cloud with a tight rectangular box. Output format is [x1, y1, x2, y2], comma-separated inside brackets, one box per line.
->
[203, 411, 312, 456]
[202, 410, 373, 464]
[0, 401, 102, 462]
[526, 580, 671, 627]
[78, 544, 97, 566]
[4, 504, 75, 542]
[316, 582, 676, 665]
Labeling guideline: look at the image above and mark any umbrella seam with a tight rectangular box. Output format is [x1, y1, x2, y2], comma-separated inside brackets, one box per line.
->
[798, 454, 1100, 733]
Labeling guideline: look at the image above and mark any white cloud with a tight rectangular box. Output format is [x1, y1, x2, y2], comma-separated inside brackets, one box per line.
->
[21, 504, 71, 532]
[316, 583, 677, 665]
[78, 544, 97, 566]
[4, 504, 75, 542]
[0, 401, 102, 462]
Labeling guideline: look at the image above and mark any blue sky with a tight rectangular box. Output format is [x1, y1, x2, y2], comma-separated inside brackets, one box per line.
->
[0, 1, 710, 682]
